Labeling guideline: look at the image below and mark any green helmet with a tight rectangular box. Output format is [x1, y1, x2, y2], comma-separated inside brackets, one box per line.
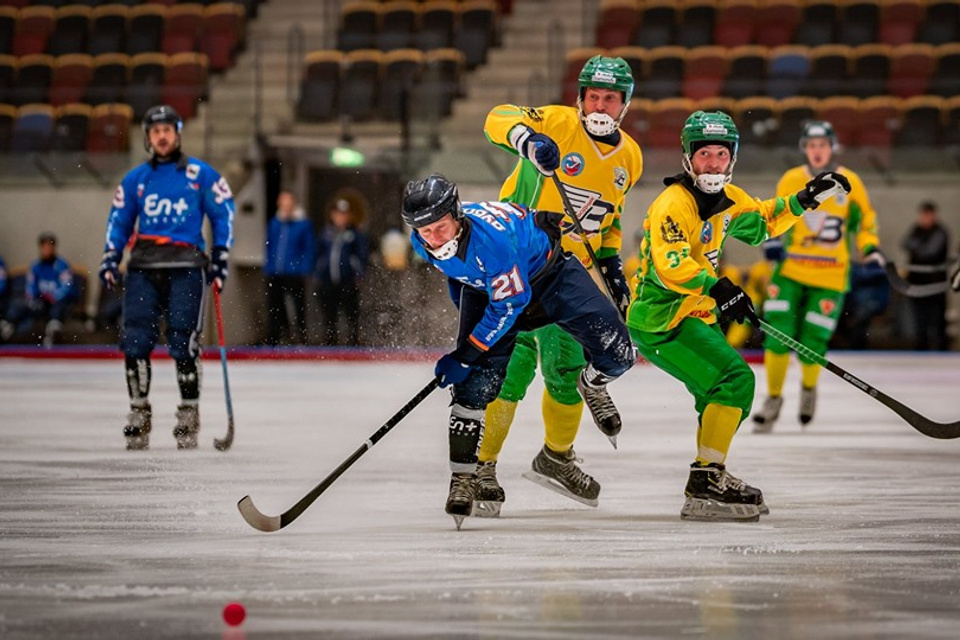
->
[680, 110, 739, 158]
[578, 55, 634, 101]
[799, 120, 838, 153]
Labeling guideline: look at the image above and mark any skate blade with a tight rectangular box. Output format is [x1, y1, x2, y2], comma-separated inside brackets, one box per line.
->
[521, 471, 599, 507]
[752, 422, 774, 434]
[473, 500, 502, 518]
[606, 434, 618, 450]
[680, 497, 760, 522]
[758, 503, 770, 516]
[451, 514, 466, 531]
[125, 437, 149, 451]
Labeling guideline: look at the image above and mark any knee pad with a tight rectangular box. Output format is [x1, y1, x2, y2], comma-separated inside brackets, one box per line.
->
[453, 363, 507, 410]
[168, 328, 200, 361]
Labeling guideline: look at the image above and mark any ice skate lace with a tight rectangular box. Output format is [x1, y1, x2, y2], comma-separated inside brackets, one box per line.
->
[450, 474, 474, 500]
[583, 384, 618, 420]
[476, 462, 500, 490]
[557, 451, 594, 491]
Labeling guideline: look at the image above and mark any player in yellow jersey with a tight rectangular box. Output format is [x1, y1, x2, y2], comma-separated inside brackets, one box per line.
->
[627, 111, 850, 521]
[476, 55, 643, 515]
[752, 121, 883, 433]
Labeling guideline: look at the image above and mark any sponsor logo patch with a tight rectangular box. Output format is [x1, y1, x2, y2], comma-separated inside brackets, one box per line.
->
[613, 167, 627, 190]
[703, 123, 728, 136]
[186, 164, 200, 180]
[700, 221, 713, 244]
[562, 153, 584, 177]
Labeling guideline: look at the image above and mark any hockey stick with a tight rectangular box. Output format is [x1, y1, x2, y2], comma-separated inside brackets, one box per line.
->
[757, 318, 960, 440]
[884, 261, 950, 298]
[237, 377, 440, 532]
[212, 286, 235, 452]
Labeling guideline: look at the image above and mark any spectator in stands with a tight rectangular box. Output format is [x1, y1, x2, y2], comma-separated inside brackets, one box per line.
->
[263, 190, 316, 346]
[901, 201, 950, 350]
[3, 233, 78, 347]
[316, 198, 368, 346]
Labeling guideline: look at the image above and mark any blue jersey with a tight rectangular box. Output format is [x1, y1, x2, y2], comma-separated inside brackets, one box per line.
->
[28, 257, 75, 303]
[103, 155, 234, 267]
[411, 201, 553, 354]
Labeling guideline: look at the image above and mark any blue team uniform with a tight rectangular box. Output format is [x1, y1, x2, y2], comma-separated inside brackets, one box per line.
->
[411, 201, 634, 421]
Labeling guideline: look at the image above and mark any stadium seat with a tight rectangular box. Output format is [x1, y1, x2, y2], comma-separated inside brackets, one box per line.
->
[837, 0, 879, 47]
[722, 44, 765, 100]
[201, 3, 245, 72]
[89, 5, 128, 56]
[878, 0, 923, 46]
[929, 43, 960, 98]
[648, 98, 694, 147]
[855, 95, 900, 147]
[677, 0, 717, 48]
[694, 95, 736, 118]
[794, 1, 837, 47]
[764, 45, 809, 100]
[594, 0, 639, 49]
[48, 5, 91, 56]
[163, 3, 203, 55]
[0, 102, 15, 151]
[86, 102, 132, 152]
[848, 43, 891, 99]
[754, 0, 799, 48]
[337, 1, 378, 53]
[609, 45, 643, 97]
[633, 0, 676, 48]
[417, 1, 455, 51]
[338, 48, 381, 121]
[773, 96, 817, 147]
[49, 53, 92, 106]
[454, 1, 497, 69]
[896, 95, 945, 146]
[12, 6, 54, 57]
[297, 49, 342, 122]
[804, 45, 851, 99]
[13, 53, 53, 106]
[562, 46, 605, 105]
[887, 43, 935, 98]
[620, 96, 652, 146]
[420, 47, 463, 118]
[0, 6, 14, 55]
[816, 96, 860, 148]
[712, 0, 756, 48]
[85, 52, 128, 105]
[916, 0, 960, 46]
[378, 48, 423, 121]
[50, 102, 90, 151]
[127, 52, 165, 119]
[639, 45, 684, 100]
[733, 95, 776, 146]
[0, 53, 14, 104]
[10, 102, 54, 152]
[377, 1, 416, 52]
[127, 4, 165, 55]
[682, 46, 726, 100]
[942, 96, 960, 146]
[162, 51, 207, 118]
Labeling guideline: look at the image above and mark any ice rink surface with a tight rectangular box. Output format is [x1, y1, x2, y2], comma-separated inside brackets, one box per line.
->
[2, 354, 960, 639]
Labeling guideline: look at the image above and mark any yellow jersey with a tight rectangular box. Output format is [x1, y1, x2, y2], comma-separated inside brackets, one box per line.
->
[774, 165, 880, 292]
[628, 176, 806, 333]
[483, 104, 643, 267]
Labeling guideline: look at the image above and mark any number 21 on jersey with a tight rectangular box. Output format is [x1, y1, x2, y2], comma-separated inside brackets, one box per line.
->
[491, 266, 525, 301]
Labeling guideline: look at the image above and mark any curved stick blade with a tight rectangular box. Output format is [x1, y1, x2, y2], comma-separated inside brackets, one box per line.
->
[214, 418, 234, 451]
[238, 495, 281, 532]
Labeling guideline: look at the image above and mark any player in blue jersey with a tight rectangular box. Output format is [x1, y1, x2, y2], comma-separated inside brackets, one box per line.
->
[98, 105, 235, 451]
[402, 174, 636, 528]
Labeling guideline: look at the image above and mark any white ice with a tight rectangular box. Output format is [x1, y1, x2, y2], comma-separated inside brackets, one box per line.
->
[2, 354, 960, 639]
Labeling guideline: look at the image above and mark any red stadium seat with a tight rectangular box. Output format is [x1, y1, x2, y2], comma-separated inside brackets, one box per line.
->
[816, 96, 859, 148]
[12, 6, 54, 57]
[878, 0, 923, 46]
[87, 102, 132, 152]
[886, 43, 935, 98]
[754, 0, 799, 48]
[162, 3, 203, 56]
[713, 0, 756, 48]
[683, 46, 727, 100]
[595, 0, 639, 49]
[201, 3, 245, 72]
[648, 97, 694, 148]
[855, 95, 901, 147]
[162, 51, 208, 118]
[49, 53, 92, 106]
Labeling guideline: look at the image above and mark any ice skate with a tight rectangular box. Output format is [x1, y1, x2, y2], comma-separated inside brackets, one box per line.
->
[123, 403, 152, 451]
[445, 473, 476, 530]
[473, 461, 505, 518]
[173, 404, 199, 449]
[577, 366, 621, 449]
[799, 386, 817, 426]
[680, 462, 764, 522]
[43, 319, 62, 348]
[751, 396, 783, 434]
[521, 445, 600, 507]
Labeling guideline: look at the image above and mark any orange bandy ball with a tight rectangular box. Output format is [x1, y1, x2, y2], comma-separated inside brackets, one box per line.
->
[222, 602, 246, 626]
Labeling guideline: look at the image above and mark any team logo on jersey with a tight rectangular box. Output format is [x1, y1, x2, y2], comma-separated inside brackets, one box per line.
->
[819, 299, 837, 315]
[700, 221, 713, 244]
[768, 284, 780, 298]
[186, 163, 200, 180]
[112, 186, 125, 208]
[137, 184, 144, 198]
[661, 216, 685, 244]
[613, 167, 627, 190]
[562, 153, 584, 177]
[520, 106, 544, 122]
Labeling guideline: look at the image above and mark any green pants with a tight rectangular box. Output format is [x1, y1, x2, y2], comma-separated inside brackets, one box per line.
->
[630, 319, 754, 420]
[762, 271, 844, 362]
[497, 324, 586, 406]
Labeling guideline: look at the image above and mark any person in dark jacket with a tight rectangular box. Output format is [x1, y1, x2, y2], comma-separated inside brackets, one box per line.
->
[264, 191, 316, 345]
[901, 201, 950, 350]
[316, 199, 368, 346]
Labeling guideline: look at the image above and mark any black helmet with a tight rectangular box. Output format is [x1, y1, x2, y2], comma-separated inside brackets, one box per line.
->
[401, 174, 462, 228]
[142, 105, 183, 153]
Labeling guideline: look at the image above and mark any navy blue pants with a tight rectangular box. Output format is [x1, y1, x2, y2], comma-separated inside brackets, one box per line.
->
[122, 268, 206, 361]
[450, 253, 635, 411]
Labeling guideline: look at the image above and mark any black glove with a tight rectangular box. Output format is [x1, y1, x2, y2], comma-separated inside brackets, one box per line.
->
[208, 245, 229, 290]
[795, 171, 851, 210]
[99, 250, 120, 290]
[598, 255, 631, 319]
[710, 277, 759, 326]
[952, 263, 960, 292]
[762, 238, 785, 262]
[513, 126, 560, 176]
